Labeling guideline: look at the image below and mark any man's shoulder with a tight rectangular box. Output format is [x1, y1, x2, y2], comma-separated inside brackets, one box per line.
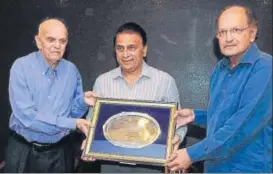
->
[95, 67, 119, 82]
[147, 64, 175, 81]
[254, 50, 272, 70]
[11, 51, 38, 69]
[61, 58, 78, 70]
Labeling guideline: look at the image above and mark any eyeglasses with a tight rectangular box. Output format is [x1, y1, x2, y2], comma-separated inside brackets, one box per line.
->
[217, 26, 249, 38]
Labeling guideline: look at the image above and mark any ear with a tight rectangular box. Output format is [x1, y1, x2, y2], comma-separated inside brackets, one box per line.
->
[250, 27, 258, 42]
[35, 35, 42, 49]
[143, 45, 148, 57]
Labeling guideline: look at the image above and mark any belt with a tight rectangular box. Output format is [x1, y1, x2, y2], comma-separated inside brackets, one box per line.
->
[10, 130, 71, 152]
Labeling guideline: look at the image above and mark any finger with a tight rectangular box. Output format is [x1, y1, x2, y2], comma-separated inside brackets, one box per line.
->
[167, 153, 178, 162]
[81, 157, 89, 161]
[165, 160, 178, 168]
[82, 156, 96, 162]
[84, 120, 90, 127]
[82, 126, 89, 137]
[178, 109, 192, 117]
[173, 111, 179, 118]
[176, 120, 186, 128]
[88, 157, 96, 161]
[174, 143, 179, 151]
[164, 166, 169, 173]
[86, 91, 99, 98]
[81, 139, 86, 150]
[172, 135, 180, 144]
[170, 166, 179, 173]
[175, 109, 185, 118]
[167, 162, 178, 169]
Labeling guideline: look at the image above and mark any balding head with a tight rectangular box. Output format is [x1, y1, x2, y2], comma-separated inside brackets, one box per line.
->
[217, 5, 257, 29]
[35, 18, 68, 67]
[37, 18, 68, 37]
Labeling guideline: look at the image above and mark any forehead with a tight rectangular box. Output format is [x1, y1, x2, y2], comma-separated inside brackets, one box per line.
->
[218, 7, 248, 29]
[40, 20, 68, 39]
[115, 32, 143, 46]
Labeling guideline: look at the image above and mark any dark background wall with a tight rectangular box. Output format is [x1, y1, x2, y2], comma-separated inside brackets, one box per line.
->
[0, 0, 272, 169]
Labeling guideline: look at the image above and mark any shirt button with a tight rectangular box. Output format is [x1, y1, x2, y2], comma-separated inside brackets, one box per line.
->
[48, 96, 51, 99]
[228, 73, 232, 77]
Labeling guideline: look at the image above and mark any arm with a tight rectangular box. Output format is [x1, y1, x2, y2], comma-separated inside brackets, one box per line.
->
[187, 67, 272, 162]
[48, 67, 89, 130]
[193, 109, 207, 128]
[165, 77, 187, 142]
[9, 66, 63, 135]
[70, 69, 88, 118]
[86, 78, 100, 121]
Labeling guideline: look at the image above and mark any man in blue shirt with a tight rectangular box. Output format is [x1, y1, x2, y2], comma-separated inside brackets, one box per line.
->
[166, 5, 272, 173]
[5, 18, 97, 172]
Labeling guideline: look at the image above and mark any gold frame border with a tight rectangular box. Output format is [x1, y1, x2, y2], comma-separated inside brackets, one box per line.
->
[83, 98, 177, 166]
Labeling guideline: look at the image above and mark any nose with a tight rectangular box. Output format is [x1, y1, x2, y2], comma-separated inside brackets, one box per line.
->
[123, 49, 130, 58]
[54, 41, 61, 49]
[225, 31, 234, 42]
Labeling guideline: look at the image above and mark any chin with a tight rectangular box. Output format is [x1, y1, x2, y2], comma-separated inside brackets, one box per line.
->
[221, 49, 239, 57]
[49, 56, 62, 61]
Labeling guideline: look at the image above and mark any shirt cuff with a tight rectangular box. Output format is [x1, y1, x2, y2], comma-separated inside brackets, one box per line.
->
[56, 117, 77, 130]
[36, 111, 57, 125]
[193, 109, 206, 126]
[79, 95, 88, 108]
[175, 125, 187, 143]
[187, 140, 207, 162]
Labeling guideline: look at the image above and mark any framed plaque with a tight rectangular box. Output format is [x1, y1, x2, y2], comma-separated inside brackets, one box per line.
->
[82, 98, 177, 166]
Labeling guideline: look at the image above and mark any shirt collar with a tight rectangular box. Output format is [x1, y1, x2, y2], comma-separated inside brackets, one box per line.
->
[112, 61, 152, 79]
[221, 42, 260, 67]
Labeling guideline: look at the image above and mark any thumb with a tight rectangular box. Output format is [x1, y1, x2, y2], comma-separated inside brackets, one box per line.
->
[85, 91, 98, 98]
[172, 135, 180, 145]
[167, 152, 178, 162]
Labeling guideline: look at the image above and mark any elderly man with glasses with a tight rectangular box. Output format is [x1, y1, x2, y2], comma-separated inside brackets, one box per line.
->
[166, 5, 272, 173]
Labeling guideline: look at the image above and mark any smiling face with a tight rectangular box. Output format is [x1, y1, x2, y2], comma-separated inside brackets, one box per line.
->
[35, 19, 68, 66]
[216, 7, 257, 59]
[115, 31, 147, 73]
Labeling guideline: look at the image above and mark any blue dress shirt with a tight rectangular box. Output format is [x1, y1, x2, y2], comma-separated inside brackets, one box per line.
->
[187, 43, 272, 172]
[9, 51, 88, 143]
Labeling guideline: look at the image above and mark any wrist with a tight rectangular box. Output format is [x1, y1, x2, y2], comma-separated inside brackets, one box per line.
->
[191, 109, 195, 122]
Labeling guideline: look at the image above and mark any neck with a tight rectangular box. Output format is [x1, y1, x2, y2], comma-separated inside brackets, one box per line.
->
[229, 55, 241, 68]
[123, 68, 142, 80]
[229, 44, 252, 68]
[122, 64, 143, 86]
[45, 59, 60, 69]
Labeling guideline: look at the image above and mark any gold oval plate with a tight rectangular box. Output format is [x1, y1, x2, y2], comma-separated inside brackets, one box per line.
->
[103, 112, 161, 148]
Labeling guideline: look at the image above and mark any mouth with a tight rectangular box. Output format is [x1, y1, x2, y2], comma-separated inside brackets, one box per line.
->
[224, 44, 237, 48]
[122, 59, 134, 64]
[51, 51, 60, 54]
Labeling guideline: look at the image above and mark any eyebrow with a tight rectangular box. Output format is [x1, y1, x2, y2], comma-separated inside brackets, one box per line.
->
[45, 36, 67, 40]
